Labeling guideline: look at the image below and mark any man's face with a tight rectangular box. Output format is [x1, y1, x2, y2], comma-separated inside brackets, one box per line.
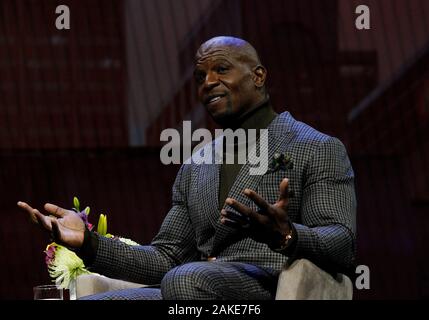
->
[194, 46, 260, 124]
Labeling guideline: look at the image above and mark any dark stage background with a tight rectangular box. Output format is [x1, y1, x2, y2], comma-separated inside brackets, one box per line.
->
[0, 0, 428, 299]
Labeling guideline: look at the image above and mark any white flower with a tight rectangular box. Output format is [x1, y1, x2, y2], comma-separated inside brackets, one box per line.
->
[45, 243, 91, 289]
[118, 237, 140, 246]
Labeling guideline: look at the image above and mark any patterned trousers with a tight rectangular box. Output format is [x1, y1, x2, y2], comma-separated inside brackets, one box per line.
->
[80, 261, 279, 300]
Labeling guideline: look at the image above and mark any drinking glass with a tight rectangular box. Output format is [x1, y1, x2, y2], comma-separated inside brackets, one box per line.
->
[33, 285, 64, 300]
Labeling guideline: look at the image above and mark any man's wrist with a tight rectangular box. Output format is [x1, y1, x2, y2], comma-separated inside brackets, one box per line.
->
[271, 221, 297, 253]
[75, 227, 99, 266]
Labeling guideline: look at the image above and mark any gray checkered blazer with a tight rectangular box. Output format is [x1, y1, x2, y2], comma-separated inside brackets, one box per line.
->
[90, 112, 356, 285]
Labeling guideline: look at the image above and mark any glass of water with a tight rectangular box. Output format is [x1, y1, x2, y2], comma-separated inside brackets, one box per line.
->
[33, 285, 64, 300]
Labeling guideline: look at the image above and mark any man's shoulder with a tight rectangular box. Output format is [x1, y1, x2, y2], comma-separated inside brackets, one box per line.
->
[273, 111, 333, 145]
[272, 112, 350, 168]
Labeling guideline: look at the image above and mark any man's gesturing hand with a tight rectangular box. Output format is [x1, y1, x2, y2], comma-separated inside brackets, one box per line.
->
[17, 201, 85, 248]
[220, 178, 294, 249]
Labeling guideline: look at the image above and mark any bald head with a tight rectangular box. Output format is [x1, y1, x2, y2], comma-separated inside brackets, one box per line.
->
[196, 36, 261, 67]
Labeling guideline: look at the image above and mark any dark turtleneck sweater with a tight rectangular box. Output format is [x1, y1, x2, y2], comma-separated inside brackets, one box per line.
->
[218, 100, 278, 208]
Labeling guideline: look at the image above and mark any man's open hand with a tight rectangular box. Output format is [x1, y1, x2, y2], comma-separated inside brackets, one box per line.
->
[221, 178, 293, 248]
[17, 201, 85, 248]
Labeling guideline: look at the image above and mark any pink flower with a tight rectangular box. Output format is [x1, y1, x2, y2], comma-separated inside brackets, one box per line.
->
[44, 244, 56, 266]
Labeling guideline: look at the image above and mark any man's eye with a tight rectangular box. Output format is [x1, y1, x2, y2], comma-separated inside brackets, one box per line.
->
[216, 66, 229, 74]
[194, 72, 205, 84]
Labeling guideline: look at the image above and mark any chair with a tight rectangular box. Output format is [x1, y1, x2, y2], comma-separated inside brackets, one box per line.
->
[275, 259, 353, 300]
[75, 259, 353, 300]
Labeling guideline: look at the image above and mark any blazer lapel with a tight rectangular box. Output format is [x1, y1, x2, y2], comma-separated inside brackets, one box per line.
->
[195, 137, 223, 229]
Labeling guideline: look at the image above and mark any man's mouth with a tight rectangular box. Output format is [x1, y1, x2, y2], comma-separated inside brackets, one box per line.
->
[204, 93, 227, 106]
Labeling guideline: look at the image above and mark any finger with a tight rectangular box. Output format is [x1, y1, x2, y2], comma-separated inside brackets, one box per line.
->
[220, 216, 241, 228]
[225, 198, 252, 216]
[243, 189, 271, 213]
[277, 178, 290, 207]
[17, 201, 33, 211]
[44, 203, 67, 218]
[33, 209, 53, 231]
[221, 209, 249, 225]
[17, 201, 38, 223]
[225, 198, 264, 225]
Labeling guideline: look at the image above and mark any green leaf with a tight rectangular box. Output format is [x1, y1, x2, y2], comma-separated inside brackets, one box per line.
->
[84, 206, 90, 215]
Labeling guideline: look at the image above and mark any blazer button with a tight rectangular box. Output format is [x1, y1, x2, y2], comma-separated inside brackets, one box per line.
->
[207, 256, 217, 261]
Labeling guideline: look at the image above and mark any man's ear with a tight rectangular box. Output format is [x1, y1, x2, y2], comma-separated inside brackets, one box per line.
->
[253, 65, 267, 88]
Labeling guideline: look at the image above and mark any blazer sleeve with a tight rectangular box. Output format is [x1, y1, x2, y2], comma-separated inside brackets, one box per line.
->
[89, 164, 198, 284]
[290, 136, 357, 272]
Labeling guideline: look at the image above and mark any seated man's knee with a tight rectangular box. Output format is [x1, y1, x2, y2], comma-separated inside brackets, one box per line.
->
[161, 262, 218, 299]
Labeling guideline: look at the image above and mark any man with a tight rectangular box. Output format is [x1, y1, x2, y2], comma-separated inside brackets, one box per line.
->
[18, 36, 356, 300]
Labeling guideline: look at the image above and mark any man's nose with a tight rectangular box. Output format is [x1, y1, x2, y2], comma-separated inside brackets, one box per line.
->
[204, 72, 219, 90]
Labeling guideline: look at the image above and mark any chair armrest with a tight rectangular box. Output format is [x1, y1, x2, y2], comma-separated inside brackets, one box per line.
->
[275, 259, 353, 300]
[75, 274, 148, 299]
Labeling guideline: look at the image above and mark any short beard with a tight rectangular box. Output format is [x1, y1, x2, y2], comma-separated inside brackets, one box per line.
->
[209, 95, 269, 129]
[208, 97, 239, 129]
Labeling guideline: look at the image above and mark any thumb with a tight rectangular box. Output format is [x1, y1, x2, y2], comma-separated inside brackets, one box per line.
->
[277, 178, 289, 208]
